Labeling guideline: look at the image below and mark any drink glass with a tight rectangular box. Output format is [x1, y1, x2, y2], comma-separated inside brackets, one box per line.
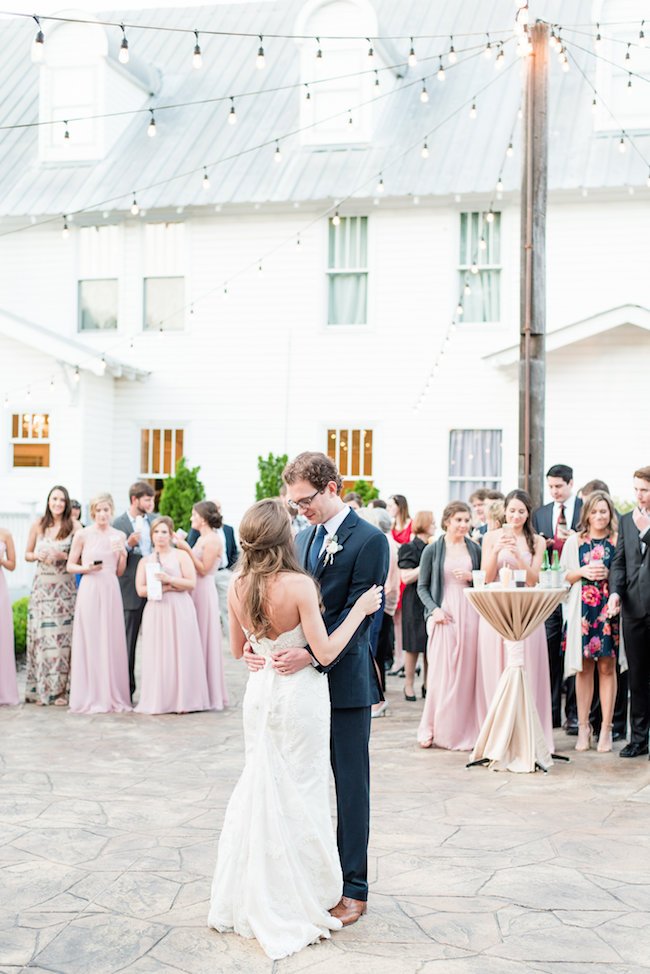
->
[472, 570, 486, 589]
[513, 569, 527, 587]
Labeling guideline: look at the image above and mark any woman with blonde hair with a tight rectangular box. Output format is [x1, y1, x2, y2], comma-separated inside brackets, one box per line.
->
[67, 493, 131, 713]
[208, 499, 381, 959]
[561, 491, 620, 752]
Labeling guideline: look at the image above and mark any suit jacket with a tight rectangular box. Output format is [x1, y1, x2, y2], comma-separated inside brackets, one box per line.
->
[187, 523, 238, 568]
[417, 536, 482, 620]
[113, 511, 156, 610]
[295, 508, 389, 710]
[610, 511, 650, 620]
[533, 498, 583, 541]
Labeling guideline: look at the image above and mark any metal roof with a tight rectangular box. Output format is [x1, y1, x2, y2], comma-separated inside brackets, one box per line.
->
[0, 1, 649, 220]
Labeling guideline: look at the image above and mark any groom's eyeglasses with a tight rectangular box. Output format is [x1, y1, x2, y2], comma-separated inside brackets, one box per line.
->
[287, 488, 324, 512]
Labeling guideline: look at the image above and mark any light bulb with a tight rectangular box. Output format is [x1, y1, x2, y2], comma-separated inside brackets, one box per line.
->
[495, 47, 505, 68]
[131, 196, 139, 215]
[496, 177, 503, 192]
[448, 40, 457, 65]
[408, 39, 416, 67]
[374, 71, 380, 89]
[420, 84, 429, 103]
[518, 3, 529, 27]
[228, 98, 237, 125]
[421, 142, 429, 159]
[469, 102, 477, 119]
[562, 55, 569, 72]
[316, 38, 322, 59]
[457, 303, 463, 316]
[486, 209, 495, 223]
[592, 97, 597, 113]
[62, 218, 69, 239]
[437, 58, 445, 81]
[305, 84, 311, 100]
[33, 17, 44, 61]
[484, 36, 492, 59]
[257, 37, 265, 69]
[640, 24, 646, 47]
[119, 26, 129, 64]
[63, 124, 70, 144]
[193, 32, 202, 69]
[594, 26, 601, 51]
[506, 142, 514, 158]
[332, 211, 340, 226]
[625, 43, 631, 62]
[464, 282, 471, 295]
[479, 236, 487, 251]
[619, 136, 626, 153]
[73, 367, 80, 383]
[147, 111, 156, 137]
[274, 142, 282, 162]
[202, 169, 210, 190]
[627, 75, 633, 94]
[471, 262, 478, 274]
[376, 176, 384, 193]
[367, 39, 374, 59]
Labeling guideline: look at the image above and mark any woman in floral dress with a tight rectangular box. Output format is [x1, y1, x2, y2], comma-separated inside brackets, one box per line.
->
[25, 486, 80, 705]
[561, 491, 620, 753]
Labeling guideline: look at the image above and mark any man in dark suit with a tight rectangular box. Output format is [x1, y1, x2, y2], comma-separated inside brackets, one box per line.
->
[609, 466, 650, 757]
[113, 481, 156, 700]
[533, 464, 583, 730]
[246, 452, 388, 925]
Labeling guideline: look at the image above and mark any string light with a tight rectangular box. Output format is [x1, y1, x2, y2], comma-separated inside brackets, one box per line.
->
[619, 135, 626, 153]
[193, 31, 202, 69]
[591, 96, 597, 113]
[62, 216, 69, 239]
[63, 122, 70, 144]
[562, 54, 569, 72]
[640, 22, 646, 47]
[332, 211, 340, 226]
[456, 302, 463, 316]
[506, 141, 514, 157]
[228, 96, 237, 125]
[147, 109, 156, 137]
[627, 74, 633, 94]
[376, 174, 384, 193]
[118, 24, 129, 64]
[202, 167, 210, 189]
[374, 70, 380, 90]
[486, 208, 495, 223]
[495, 45, 505, 68]
[484, 34, 493, 59]
[437, 57, 446, 81]
[421, 142, 429, 158]
[594, 24, 601, 51]
[408, 38, 417, 67]
[130, 195, 139, 215]
[625, 43, 631, 64]
[420, 82, 429, 103]
[274, 140, 282, 162]
[316, 37, 322, 60]
[479, 236, 487, 250]
[464, 280, 472, 295]
[73, 367, 80, 384]
[469, 101, 477, 119]
[471, 260, 478, 274]
[257, 35, 265, 69]
[448, 37, 457, 64]
[305, 83, 310, 100]
[496, 176, 503, 192]
[32, 16, 44, 61]
[367, 38, 374, 60]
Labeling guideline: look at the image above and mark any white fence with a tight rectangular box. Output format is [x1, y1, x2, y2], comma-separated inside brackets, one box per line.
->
[1, 511, 35, 596]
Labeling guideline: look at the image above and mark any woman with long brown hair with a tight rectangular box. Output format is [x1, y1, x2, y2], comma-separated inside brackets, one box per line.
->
[24, 486, 80, 705]
[208, 499, 381, 960]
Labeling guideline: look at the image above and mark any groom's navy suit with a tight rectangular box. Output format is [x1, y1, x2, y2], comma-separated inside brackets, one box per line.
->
[295, 508, 389, 902]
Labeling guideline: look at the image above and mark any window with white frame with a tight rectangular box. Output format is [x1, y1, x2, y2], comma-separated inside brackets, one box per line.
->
[140, 427, 184, 478]
[327, 427, 373, 490]
[593, 2, 650, 132]
[11, 413, 50, 467]
[78, 279, 118, 331]
[143, 277, 185, 331]
[327, 216, 368, 325]
[448, 429, 502, 501]
[458, 211, 501, 323]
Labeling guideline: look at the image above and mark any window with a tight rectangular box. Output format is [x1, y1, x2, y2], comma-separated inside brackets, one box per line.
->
[327, 216, 368, 325]
[140, 428, 184, 477]
[78, 279, 118, 331]
[143, 277, 185, 331]
[327, 427, 373, 491]
[448, 429, 502, 501]
[12, 413, 50, 467]
[458, 212, 501, 322]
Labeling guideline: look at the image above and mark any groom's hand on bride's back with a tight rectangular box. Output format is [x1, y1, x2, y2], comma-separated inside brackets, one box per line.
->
[271, 647, 312, 675]
[242, 642, 266, 672]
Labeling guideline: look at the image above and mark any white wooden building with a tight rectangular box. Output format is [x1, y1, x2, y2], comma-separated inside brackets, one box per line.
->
[1, 0, 649, 589]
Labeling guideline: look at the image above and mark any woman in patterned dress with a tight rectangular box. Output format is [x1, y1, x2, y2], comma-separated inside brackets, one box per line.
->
[24, 486, 80, 705]
[561, 491, 620, 753]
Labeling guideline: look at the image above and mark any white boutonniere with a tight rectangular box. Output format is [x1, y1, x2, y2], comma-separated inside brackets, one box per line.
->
[323, 534, 343, 566]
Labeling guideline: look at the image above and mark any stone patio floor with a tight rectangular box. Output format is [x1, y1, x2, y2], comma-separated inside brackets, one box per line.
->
[1, 650, 650, 974]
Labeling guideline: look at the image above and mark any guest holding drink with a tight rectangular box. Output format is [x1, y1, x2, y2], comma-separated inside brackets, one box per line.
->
[174, 501, 229, 711]
[417, 502, 481, 750]
[0, 527, 19, 706]
[67, 494, 131, 714]
[135, 516, 210, 714]
[477, 489, 553, 752]
[398, 511, 436, 701]
[25, 486, 80, 705]
[386, 494, 412, 677]
[561, 491, 620, 752]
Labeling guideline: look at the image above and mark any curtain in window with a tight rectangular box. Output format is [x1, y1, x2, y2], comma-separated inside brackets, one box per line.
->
[328, 273, 367, 325]
[448, 429, 502, 501]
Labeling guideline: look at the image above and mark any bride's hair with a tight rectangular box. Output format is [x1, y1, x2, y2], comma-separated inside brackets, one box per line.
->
[235, 498, 311, 637]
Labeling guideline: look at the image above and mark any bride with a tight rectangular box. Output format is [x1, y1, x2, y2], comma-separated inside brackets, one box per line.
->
[207, 499, 381, 959]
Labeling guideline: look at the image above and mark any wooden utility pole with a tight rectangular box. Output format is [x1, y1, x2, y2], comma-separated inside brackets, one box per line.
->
[519, 21, 548, 510]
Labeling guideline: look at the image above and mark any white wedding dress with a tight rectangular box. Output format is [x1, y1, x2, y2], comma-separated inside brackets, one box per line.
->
[207, 623, 343, 959]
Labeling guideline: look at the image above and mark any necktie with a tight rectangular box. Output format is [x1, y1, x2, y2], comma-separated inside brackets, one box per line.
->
[552, 504, 567, 554]
[557, 504, 567, 531]
[309, 525, 327, 573]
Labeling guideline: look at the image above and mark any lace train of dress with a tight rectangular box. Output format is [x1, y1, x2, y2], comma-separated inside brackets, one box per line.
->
[208, 624, 342, 959]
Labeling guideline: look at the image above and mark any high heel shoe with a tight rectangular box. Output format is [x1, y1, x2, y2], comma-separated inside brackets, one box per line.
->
[371, 701, 389, 718]
[597, 723, 613, 753]
[575, 722, 593, 751]
[404, 688, 416, 702]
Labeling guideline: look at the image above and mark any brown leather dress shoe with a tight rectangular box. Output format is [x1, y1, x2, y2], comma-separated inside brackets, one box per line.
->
[329, 896, 367, 926]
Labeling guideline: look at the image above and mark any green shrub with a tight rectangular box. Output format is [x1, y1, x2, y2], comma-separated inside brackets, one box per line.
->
[613, 496, 635, 515]
[255, 453, 288, 500]
[353, 479, 380, 505]
[159, 457, 205, 532]
[12, 597, 28, 655]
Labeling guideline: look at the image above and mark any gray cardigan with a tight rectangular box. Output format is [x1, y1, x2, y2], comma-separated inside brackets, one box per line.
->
[416, 536, 482, 620]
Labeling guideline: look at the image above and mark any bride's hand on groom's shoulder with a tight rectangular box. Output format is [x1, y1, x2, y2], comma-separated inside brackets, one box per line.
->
[243, 642, 265, 672]
[356, 585, 383, 616]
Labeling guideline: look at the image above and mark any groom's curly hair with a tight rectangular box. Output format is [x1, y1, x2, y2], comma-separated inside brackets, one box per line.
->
[283, 452, 343, 494]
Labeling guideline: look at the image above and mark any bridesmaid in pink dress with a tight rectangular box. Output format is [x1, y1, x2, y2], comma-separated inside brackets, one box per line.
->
[0, 528, 19, 706]
[67, 494, 131, 714]
[477, 489, 553, 753]
[135, 516, 211, 715]
[417, 502, 482, 750]
[174, 502, 229, 711]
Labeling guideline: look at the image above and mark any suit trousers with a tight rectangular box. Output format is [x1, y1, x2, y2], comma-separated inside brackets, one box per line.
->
[544, 608, 576, 726]
[124, 601, 146, 698]
[330, 705, 371, 902]
[622, 614, 650, 745]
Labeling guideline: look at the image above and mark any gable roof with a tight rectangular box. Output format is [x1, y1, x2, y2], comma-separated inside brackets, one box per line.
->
[0, 1, 648, 220]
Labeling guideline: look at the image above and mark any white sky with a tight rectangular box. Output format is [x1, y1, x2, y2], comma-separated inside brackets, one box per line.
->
[4, 0, 269, 11]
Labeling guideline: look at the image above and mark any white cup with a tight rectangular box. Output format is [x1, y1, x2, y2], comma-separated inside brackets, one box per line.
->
[472, 570, 486, 589]
[513, 569, 527, 588]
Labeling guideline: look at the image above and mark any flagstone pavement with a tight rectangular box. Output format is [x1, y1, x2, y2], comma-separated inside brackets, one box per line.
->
[1, 649, 650, 974]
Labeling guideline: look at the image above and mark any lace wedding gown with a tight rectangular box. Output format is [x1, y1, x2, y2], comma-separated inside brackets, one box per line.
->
[207, 623, 343, 959]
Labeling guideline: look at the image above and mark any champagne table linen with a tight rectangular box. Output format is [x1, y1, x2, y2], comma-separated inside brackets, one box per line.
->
[465, 587, 567, 774]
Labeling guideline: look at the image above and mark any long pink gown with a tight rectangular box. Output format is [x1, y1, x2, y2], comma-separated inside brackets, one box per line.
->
[0, 555, 19, 706]
[135, 551, 211, 715]
[190, 540, 229, 711]
[418, 553, 479, 751]
[475, 549, 554, 753]
[69, 527, 132, 714]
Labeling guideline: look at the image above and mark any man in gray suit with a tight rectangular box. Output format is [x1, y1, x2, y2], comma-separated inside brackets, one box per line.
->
[113, 481, 155, 700]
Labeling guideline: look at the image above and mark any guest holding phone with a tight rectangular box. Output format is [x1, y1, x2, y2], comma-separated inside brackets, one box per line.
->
[67, 494, 131, 714]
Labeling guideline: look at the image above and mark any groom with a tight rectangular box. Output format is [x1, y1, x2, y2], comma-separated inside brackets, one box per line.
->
[246, 452, 389, 924]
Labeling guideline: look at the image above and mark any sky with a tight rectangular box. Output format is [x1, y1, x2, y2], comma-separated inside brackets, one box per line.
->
[5, 0, 269, 10]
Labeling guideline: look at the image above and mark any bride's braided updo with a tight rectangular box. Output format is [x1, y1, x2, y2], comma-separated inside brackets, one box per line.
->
[236, 499, 309, 637]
